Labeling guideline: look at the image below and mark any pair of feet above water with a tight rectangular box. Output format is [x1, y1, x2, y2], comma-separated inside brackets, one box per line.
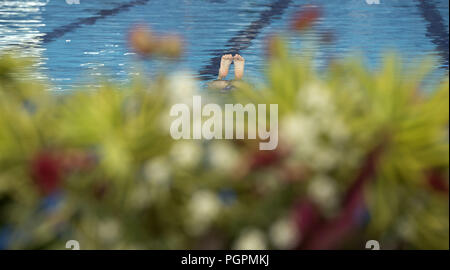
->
[208, 54, 245, 90]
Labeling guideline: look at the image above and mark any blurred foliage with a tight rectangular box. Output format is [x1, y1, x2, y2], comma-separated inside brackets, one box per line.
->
[0, 35, 448, 249]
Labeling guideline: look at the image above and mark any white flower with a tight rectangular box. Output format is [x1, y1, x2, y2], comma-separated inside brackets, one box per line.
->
[186, 190, 221, 235]
[98, 219, 120, 242]
[170, 141, 202, 168]
[280, 114, 319, 157]
[209, 142, 239, 173]
[189, 190, 221, 221]
[169, 71, 198, 105]
[298, 82, 334, 113]
[233, 228, 267, 250]
[269, 217, 300, 249]
[307, 174, 339, 214]
[280, 114, 302, 146]
[281, 114, 318, 144]
[144, 157, 171, 185]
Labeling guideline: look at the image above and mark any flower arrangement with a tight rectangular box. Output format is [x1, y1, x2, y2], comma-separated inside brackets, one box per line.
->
[0, 20, 448, 250]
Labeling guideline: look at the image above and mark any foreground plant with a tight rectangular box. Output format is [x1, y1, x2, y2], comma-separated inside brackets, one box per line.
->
[0, 32, 448, 250]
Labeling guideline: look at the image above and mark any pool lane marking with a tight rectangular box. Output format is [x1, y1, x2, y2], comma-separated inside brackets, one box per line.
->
[416, 0, 449, 67]
[42, 0, 150, 44]
[198, 0, 293, 81]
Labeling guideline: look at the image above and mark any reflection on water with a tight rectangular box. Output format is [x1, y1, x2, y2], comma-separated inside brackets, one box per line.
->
[0, 0, 47, 79]
[0, 0, 448, 91]
[0, 0, 46, 52]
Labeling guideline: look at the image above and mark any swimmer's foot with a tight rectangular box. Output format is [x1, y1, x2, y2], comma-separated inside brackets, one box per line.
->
[233, 54, 245, 80]
[218, 54, 233, 79]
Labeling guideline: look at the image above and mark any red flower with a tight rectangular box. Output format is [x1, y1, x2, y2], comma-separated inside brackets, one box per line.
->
[128, 24, 183, 59]
[294, 200, 321, 238]
[299, 144, 384, 249]
[30, 151, 64, 195]
[427, 170, 449, 194]
[249, 149, 283, 170]
[30, 149, 96, 195]
[291, 6, 322, 32]
[128, 24, 157, 57]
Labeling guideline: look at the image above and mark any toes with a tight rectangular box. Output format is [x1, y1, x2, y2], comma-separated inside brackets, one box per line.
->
[234, 54, 244, 61]
[222, 54, 233, 61]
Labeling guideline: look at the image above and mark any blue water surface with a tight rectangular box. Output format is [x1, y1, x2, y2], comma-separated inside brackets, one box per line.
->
[0, 0, 448, 91]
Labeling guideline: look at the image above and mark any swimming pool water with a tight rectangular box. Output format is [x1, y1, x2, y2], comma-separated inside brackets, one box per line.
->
[0, 0, 448, 91]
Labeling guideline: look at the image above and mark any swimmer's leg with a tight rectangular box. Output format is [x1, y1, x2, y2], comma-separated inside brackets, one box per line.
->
[218, 54, 233, 79]
[233, 54, 245, 80]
